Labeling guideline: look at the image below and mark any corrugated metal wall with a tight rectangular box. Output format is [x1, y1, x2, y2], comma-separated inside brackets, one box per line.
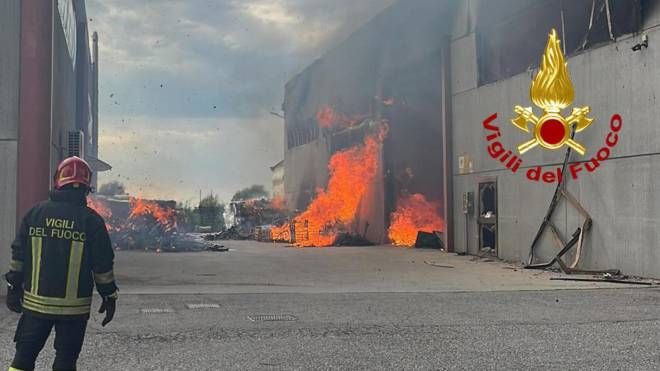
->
[51, 2, 78, 172]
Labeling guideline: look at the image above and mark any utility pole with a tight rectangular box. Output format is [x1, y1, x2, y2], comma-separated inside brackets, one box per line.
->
[92, 31, 99, 188]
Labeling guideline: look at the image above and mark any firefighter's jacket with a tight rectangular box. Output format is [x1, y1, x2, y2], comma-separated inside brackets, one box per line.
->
[8, 189, 118, 319]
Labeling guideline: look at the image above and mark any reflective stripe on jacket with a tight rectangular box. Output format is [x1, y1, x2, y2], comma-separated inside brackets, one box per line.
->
[9, 189, 118, 319]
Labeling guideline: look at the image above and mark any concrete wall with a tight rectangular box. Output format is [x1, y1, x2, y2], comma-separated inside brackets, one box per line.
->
[271, 162, 285, 199]
[284, 137, 331, 212]
[0, 0, 21, 296]
[450, 4, 660, 277]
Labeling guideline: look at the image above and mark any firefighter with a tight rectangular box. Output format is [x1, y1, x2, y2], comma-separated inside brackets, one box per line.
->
[4, 156, 118, 371]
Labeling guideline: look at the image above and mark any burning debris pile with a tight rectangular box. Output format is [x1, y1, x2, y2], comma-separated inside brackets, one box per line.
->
[388, 193, 444, 247]
[87, 196, 205, 252]
[205, 198, 292, 242]
[88, 188, 292, 250]
[121, 198, 178, 250]
[270, 223, 292, 243]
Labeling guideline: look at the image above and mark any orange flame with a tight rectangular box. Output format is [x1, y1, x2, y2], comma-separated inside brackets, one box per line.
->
[87, 196, 114, 231]
[388, 193, 444, 247]
[293, 125, 387, 247]
[270, 224, 291, 242]
[129, 197, 177, 230]
[316, 105, 369, 130]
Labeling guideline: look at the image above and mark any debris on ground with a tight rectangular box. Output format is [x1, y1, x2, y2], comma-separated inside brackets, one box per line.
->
[415, 231, 443, 249]
[207, 244, 229, 252]
[204, 226, 249, 241]
[423, 260, 454, 268]
[480, 246, 496, 255]
[550, 275, 656, 285]
[333, 233, 373, 246]
[470, 255, 497, 263]
[88, 195, 214, 252]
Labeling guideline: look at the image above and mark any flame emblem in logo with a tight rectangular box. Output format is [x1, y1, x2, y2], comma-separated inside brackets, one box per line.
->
[511, 29, 593, 155]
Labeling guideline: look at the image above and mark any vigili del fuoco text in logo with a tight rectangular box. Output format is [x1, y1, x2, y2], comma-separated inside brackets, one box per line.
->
[482, 29, 623, 183]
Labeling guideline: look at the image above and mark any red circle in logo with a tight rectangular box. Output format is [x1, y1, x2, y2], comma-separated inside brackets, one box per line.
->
[539, 119, 566, 145]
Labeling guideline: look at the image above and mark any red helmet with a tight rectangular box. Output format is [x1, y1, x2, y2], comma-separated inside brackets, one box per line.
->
[54, 156, 92, 190]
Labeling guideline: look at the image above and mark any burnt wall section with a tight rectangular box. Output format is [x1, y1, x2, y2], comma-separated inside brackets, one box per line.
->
[381, 50, 446, 231]
[283, 0, 455, 243]
[476, 0, 641, 85]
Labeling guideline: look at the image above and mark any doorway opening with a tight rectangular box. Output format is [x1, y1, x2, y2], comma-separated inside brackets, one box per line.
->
[477, 180, 497, 256]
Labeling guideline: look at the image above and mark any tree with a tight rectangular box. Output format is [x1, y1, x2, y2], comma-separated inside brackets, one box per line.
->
[198, 195, 226, 231]
[97, 181, 126, 196]
[176, 201, 201, 233]
[231, 184, 268, 201]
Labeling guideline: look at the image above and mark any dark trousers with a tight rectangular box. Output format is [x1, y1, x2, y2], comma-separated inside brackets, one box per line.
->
[11, 314, 88, 371]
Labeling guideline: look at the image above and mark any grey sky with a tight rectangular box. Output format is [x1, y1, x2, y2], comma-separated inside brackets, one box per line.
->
[87, 0, 395, 203]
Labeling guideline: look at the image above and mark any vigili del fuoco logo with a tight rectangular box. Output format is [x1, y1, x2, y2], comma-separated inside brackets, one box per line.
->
[482, 29, 623, 183]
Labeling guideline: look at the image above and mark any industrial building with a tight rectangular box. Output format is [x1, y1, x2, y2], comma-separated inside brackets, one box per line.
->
[282, 0, 660, 277]
[270, 160, 285, 200]
[283, 0, 454, 245]
[0, 0, 107, 295]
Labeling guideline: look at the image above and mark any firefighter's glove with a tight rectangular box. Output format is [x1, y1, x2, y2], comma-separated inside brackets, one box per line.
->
[4, 273, 23, 313]
[99, 292, 117, 327]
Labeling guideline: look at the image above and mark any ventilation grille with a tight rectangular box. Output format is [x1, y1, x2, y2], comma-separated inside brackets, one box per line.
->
[67, 131, 84, 158]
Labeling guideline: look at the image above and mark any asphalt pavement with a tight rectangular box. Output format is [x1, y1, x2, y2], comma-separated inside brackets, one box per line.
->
[1, 241, 658, 370]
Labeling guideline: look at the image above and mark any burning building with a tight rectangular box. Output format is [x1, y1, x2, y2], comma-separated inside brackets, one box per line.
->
[281, 0, 660, 278]
[282, 0, 456, 247]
